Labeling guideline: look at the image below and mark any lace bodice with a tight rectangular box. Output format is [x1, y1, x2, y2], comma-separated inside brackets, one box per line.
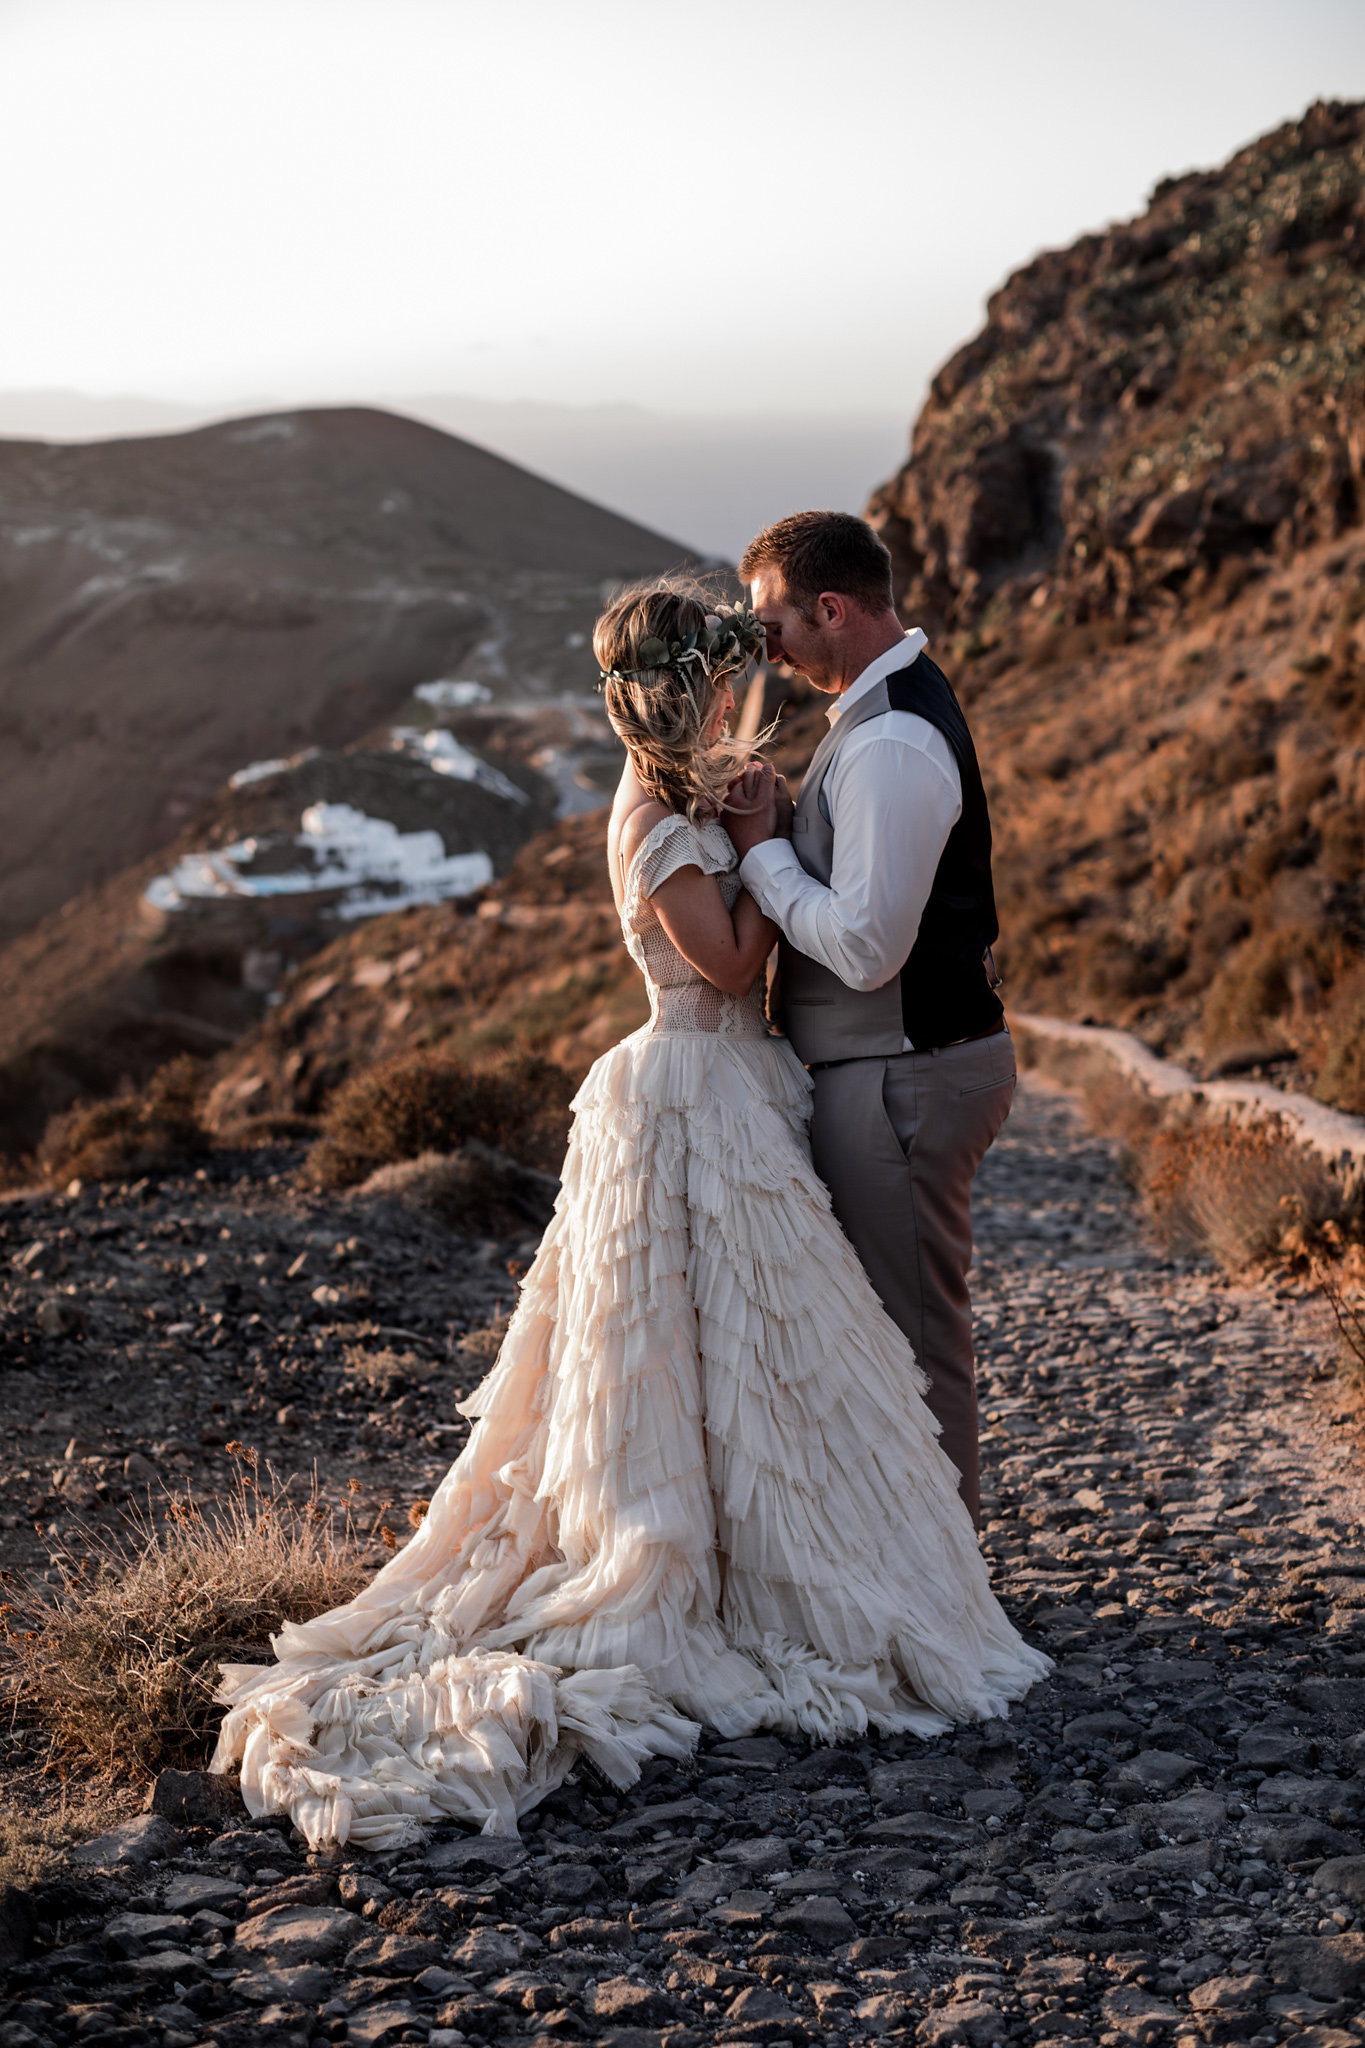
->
[621, 814, 769, 1037]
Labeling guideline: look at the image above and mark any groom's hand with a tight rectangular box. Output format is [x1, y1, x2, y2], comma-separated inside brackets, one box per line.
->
[726, 762, 778, 859]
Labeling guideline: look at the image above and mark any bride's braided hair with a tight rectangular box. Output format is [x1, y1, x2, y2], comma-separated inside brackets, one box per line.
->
[593, 578, 765, 823]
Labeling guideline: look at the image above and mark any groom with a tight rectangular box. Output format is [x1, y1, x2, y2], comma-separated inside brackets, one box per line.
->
[729, 510, 1013, 1527]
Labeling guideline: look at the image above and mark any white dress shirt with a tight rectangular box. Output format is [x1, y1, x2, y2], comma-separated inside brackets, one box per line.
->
[739, 634, 962, 1025]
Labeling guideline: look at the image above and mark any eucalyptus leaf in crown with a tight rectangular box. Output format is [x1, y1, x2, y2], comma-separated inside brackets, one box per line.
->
[598, 605, 766, 690]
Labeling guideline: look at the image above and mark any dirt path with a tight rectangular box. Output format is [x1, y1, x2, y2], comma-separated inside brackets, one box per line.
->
[3, 1078, 1365, 2048]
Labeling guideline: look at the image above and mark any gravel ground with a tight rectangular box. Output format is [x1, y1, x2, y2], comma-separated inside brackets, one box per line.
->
[3, 1077, 1365, 2048]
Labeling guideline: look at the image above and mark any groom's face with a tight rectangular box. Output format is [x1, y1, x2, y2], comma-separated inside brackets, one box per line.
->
[748, 571, 841, 693]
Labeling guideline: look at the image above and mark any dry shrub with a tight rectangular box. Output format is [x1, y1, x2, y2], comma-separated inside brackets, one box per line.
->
[341, 1341, 428, 1397]
[0, 1453, 368, 1778]
[1314, 970, 1365, 1112]
[38, 1056, 209, 1188]
[1310, 1254, 1365, 1393]
[306, 1047, 573, 1189]
[1142, 1112, 1342, 1270]
[1200, 927, 1340, 1071]
[455, 1313, 511, 1366]
[357, 1142, 559, 1236]
[1080, 1070, 1164, 1188]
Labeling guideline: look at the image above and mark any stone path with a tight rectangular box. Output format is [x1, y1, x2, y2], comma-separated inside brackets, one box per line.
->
[4, 1078, 1365, 2048]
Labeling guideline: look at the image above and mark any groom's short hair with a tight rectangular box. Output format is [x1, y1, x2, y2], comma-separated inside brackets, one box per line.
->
[740, 510, 894, 619]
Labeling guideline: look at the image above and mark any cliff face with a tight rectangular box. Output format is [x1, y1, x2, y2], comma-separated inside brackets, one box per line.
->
[840, 102, 1365, 1108]
[868, 100, 1365, 640]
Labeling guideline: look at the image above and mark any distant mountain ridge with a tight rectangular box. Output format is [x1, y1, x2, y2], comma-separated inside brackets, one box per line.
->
[0, 404, 684, 948]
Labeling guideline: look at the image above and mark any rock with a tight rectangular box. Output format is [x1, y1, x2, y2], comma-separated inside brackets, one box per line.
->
[1189, 1973, 1269, 2011]
[233, 1962, 336, 2005]
[1294, 1678, 1365, 1723]
[725, 1983, 801, 2039]
[962, 1785, 1022, 1820]
[588, 1976, 682, 2025]
[144, 1766, 238, 1822]
[1105, 1750, 1198, 1795]
[163, 1872, 246, 1914]
[861, 1812, 980, 1848]
[345, 1930, 446, 1974]
[427, 1834, 527, 1876]
[123, 1450, 158, 1481]
[1261, 1819, 1362, 1863]
[773, 1895, 857, 1946]
[1062, 1711, 1138, 1748]
[857, 1989, 918, 2033]
[717, 1833, 792, 1874]
[70, 1814, 183, 1869]
[105, 1910, 190, 1943]
[712, 1888, 773, 1928]
[449, 1927, 532, 1976]
[1314, 1855, 1365, 1906]
[541, 1863, 606, 1905]
[1256, 1775, 1363, 1817]
[915, 1998, 1003, 2045]
[346, 2003, 422, 2046]
[37, 1294, 85, 1337]
[1239, 1728, 1316, 1771]
[868, 1758, 985, 1803]
[1100, 1984, 1181, 2042]
[233, 1905, 365, 1966]
[1265, 1933, 1365, 2001]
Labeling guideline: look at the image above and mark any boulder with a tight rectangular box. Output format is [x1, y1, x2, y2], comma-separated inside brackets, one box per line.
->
[70, 1814, 183, 1869]
[233, 1904, 365, 1966]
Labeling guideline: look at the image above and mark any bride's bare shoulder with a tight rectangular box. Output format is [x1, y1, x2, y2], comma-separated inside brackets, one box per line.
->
[617, 799, 677, 867]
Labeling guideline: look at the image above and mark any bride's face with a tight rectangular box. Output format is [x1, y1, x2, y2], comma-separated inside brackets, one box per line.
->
[703, 678, 736, 744]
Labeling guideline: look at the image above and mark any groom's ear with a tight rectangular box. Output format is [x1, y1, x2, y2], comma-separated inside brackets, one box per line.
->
[817, 590, 852, 632]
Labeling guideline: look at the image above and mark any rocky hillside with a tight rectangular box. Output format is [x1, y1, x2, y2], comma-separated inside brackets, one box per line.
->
[0, 405, 682, 949]
[868, 99, 1364, 637]
[856, 100, 1365, 1103]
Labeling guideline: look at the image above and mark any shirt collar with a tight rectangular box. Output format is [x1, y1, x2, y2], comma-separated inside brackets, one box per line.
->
[826, 629, 928, 724]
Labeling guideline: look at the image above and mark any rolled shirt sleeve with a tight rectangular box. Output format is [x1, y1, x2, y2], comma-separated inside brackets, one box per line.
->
[739, 717, 962, 994]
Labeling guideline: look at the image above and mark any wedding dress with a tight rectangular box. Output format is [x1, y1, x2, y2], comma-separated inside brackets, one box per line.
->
[212, 814, 1049, 1848]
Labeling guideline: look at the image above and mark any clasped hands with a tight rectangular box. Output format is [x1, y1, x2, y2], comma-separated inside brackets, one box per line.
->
[725, 760, 793, 861]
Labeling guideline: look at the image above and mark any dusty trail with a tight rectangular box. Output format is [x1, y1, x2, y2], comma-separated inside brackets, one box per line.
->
[3, 1076, 1365, 2048]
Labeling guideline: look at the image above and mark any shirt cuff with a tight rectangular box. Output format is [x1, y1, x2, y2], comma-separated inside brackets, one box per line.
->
[739, 836, 804, 915]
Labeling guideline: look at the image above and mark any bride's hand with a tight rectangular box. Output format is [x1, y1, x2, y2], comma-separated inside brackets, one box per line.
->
[726, 762, 778, 858]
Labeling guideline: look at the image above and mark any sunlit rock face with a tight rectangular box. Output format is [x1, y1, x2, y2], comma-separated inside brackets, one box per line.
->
[867, 100, 1365, 637]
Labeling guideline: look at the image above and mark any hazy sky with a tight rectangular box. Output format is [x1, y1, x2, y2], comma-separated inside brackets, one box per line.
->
[3, 0, 1363, 423]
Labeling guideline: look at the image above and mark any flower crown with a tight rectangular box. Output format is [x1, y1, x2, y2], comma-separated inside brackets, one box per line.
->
[597, 604, 765, 691]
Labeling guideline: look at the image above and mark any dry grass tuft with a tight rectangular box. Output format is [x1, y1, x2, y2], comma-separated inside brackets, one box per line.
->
[1141, 1111, 1343, 1270]
[38, 1056, 210, 1188]
[0, 1451, 369, 1779]
[306, 1047, 573, 1190]
[341, 1341, 428, 1397]
[1310, 1255, 1365, 1393]
[0, 1811, 74, 1889]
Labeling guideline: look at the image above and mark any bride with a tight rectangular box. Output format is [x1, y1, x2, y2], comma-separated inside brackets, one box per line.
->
[212, 579, 1048, 1849]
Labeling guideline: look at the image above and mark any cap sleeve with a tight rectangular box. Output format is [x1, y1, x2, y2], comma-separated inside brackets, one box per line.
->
[631, 814, 706, 900]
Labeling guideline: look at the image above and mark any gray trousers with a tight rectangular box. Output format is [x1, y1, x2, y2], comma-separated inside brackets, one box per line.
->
[808, 1029, 1016, 1526]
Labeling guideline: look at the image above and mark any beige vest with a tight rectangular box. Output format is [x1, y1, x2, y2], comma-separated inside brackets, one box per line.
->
[775, 679, 908, 1064]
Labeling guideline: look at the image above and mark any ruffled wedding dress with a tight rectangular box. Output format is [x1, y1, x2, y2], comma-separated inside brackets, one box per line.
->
[212, 815, 1048, 1848]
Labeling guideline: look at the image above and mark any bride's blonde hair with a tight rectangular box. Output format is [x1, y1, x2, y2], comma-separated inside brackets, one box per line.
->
[594, 578, 761, 822]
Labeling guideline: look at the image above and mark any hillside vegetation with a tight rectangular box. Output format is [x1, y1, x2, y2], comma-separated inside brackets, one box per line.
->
[860, 99, 1365, 1101]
